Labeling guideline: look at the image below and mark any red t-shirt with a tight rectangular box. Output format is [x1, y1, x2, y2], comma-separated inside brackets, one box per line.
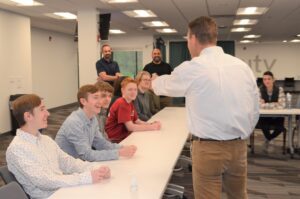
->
[105, 97, 138, 143]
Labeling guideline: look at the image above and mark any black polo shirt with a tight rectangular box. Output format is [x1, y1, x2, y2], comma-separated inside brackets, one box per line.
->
[96, 58, 120, 76]
[143, 61, 172, 76]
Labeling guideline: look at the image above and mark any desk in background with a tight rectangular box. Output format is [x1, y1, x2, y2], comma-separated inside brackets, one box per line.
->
[49, 107, 189, 199]
[259, 109, 300, 157]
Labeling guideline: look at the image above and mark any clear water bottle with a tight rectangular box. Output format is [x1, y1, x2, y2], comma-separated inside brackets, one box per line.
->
[286, 92, 292, 109]
[130, 173, 139, 199]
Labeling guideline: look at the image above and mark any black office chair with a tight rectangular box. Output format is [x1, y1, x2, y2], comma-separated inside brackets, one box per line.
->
[0, 182, 28, 199]
[256, 77, 263, 87]
[0, 166, 18, 184]
[284, 77, 295, 87]
[0, 166, 29, 198]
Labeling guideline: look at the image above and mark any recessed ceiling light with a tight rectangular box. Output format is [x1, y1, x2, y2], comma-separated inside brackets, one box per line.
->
[101, 0, 138, 3]
[290, 39, 300, 43]
[283, 40, 288, 43]
[244, 34, 261, 39]
[231, 27, 251, 32]
[237, 7, 268, 15]
[297, 34, 300, 37]
[240, 40, 254, 43]
[156, 28, 177, 33]
[218, 25, 227, 29]
[123, 10, 156, 18]
[233, 19, 258, 25]
[53, 12, 77, 19]
[109, 29, 126, 34]
[9, 0, 43, 6]
[143, 21, 169, 27]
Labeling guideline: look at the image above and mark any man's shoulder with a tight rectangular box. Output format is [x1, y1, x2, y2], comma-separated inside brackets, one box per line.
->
[161, 61, 171, 67]
[113, 98, 127, 107]
[96, 58, 104, 65]
[60, 110, 84, 130]
[6, 137, 20, 154]
[144, 62, 153, 69]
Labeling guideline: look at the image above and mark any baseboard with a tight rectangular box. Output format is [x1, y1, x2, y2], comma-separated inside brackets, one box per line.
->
[48, 102, 78, 112]
[0, 131, 12, 137]
[0, 102, 78, 136]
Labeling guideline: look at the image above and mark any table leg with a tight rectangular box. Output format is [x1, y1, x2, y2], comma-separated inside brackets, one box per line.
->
[297, 119, 300, 149]
[288, 115, 294, 157]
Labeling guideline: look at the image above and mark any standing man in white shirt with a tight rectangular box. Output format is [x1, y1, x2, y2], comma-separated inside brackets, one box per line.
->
[152, 16, 259, 199]
[6, 94, 111, 199]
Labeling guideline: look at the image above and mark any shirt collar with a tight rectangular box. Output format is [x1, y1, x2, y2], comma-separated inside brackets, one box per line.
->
[76, 108, 95, 126]
[16, 129, 41, 145]
[199, 46, 224, 56]
[102, 58, 112, 64]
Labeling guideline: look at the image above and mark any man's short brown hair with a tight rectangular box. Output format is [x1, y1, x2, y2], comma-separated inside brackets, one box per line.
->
[95, 81, 114, 94]
[121, 77, 137, 88]
[12, 94, 42, 127]
[77, 85, 98, 108]
[188, 16, 218, 44]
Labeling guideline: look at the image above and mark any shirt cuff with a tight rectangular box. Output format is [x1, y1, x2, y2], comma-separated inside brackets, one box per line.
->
[79, 171, 93, 185]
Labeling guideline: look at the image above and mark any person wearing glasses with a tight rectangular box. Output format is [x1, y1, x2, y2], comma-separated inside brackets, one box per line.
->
[134, 71, 153, 121]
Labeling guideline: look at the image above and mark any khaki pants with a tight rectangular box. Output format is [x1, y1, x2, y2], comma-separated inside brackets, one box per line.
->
[192, 139, 248, 199]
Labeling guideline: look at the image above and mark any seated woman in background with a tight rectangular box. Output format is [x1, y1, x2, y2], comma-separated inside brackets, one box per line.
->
[105, 77, 161, 143]
[134, 71, 153, 121]
[259, 71, 286, 152]
[147, 88, 160, 115]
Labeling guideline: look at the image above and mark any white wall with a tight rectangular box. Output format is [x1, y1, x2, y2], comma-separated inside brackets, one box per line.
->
[236, 42, 300, 80]
[104, 35, 154, 69]
[77, 9, 99, 86]
[0, 10, 32, 134]
[31, 28, 78, 109]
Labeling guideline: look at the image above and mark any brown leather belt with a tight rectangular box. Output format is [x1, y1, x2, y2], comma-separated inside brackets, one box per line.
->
[192, 135, 241, 142]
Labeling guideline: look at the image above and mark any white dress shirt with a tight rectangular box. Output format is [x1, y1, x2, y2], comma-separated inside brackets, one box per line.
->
[152, 46, 260, 140]
[6, 129, 96, 199]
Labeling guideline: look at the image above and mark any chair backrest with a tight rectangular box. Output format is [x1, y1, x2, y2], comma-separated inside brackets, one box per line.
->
[284, 77, 295, 87]
[0, 182, 28, 199]
[256, 77, 263, 87]
[0, 166, 18, 184]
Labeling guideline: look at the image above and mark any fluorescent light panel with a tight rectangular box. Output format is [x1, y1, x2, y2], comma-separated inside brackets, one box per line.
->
[237, 7, 268, 15]
[156, 28, 177, 33]
[53, 12, 77, 19]
[290, 39, 300, 43]
[233, 19, 258, 25]
[109, 29, 125, 34]
[143, 21, 168, 27]
[101, 0, 137, 3]
[123, 10, 156, 18]
[231, 27, 251, 32]
[240, 40, 254, 43]
[244, 34, 261, 39]
[9, 0, 43, 6]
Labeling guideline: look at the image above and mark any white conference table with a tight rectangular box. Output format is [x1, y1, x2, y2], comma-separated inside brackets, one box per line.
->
[48, 107, 189, 199]
[259, 108, 300, 157]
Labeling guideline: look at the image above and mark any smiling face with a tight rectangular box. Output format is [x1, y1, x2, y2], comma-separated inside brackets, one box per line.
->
[102, 45, 112, 60]
[139, 73, 151, 90]
[122, 82, 138, 102]
[152, 49, 162, 63]
[99, 91, 112, 108]
[26, 100, 50, 130]
[81, 91, 102, 117]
